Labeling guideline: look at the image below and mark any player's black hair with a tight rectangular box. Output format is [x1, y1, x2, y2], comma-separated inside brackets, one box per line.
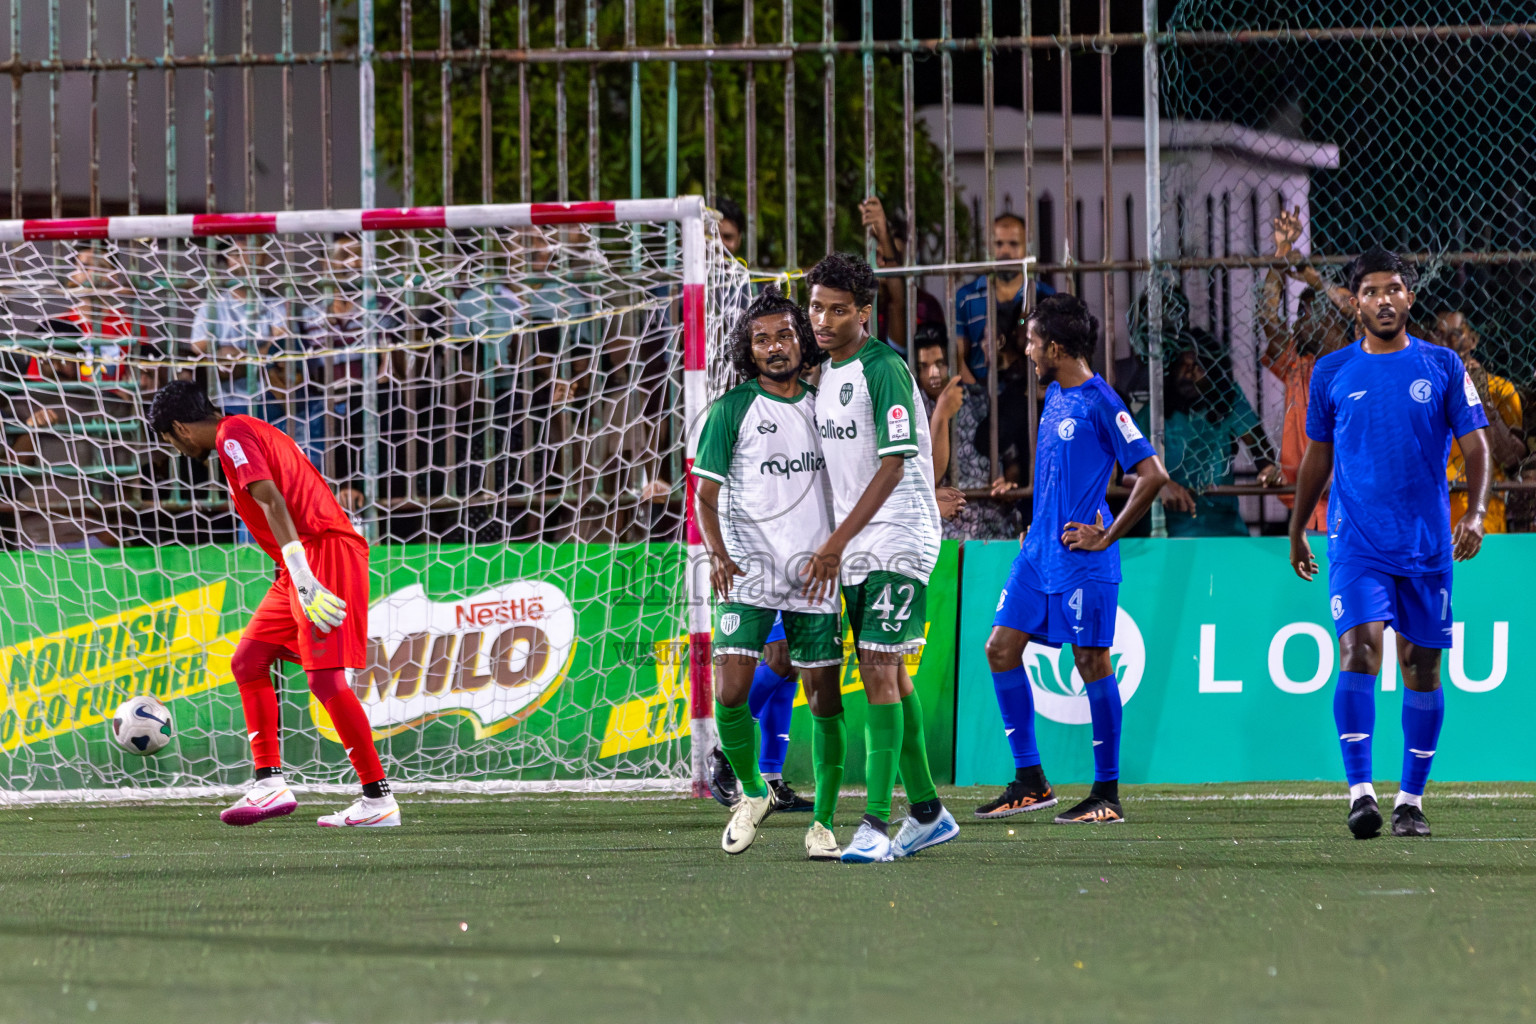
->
[804, 251, 877, 309]
[726, 286, 823, 382]
[914, 323, 947, 357]
[1024, 292, 1099, 363]
[1347, 247, 1418, 295]
[147, 379, 221, 435]
[994, 211, 1028, 235]
[716, 196, 746, 237]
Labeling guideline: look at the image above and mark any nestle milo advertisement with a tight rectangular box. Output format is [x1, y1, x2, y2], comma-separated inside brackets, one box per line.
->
[0, 540, 958, 790]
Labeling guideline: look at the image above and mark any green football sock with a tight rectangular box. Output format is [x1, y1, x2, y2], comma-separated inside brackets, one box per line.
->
[715, 700, 767, 799]
[864, 701, 904, 823]
[810, 711, 847, 828]
[897, 690, 939, 805]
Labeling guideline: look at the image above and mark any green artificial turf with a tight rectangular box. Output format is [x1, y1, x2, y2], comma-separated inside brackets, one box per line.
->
[1, 784, 1533, 1024]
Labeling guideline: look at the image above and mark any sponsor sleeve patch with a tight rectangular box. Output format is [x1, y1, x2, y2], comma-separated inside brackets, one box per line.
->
[1463, 372, 1481, 408]
[886, 404, 911, 441]
[1115, 410, 1144, 443]
[222, 438, 249, 468]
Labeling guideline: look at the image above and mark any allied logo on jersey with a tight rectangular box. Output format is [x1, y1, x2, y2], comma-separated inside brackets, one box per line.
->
[1410, 379, 1434, 403]
[1462, 372, 1480, 407]
[1056, 417, 1077, 441]
[756, 421, 778, 434]
[839, 383, 854, 406]
[720, 612, 741, 635]
[338, 581, 575, 742]
[1115, 411, 1144, 443]
[1330, 595, 1344, 621]
[1022, 607, 1145, 725]
[222, 438, 249, 468]
[887, 405, 911, 441]
[819, 420, 858, 440]
[759, 452, 825, 476]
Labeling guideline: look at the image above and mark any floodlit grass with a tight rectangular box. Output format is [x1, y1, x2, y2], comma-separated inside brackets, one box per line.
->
[1, 783, 1533, 1023]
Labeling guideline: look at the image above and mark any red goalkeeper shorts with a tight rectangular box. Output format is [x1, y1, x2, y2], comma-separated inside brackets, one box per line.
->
[242, 532, 371, 671]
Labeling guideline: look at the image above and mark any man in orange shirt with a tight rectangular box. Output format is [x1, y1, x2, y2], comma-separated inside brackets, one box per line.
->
[1432, 311, 1525, 532]
[1258, 208, 1353, 530]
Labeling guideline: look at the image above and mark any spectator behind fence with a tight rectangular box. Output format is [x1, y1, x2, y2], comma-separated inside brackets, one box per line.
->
[954, 212, 1054, 385]
[1431, 310, 1525, 533]
[190, 239, 292, 421]
[28, 248, 153, 392]
[860, 196, 947, 354]
[913, 325, 950, 421]
[299, 236, 408, 511]
[1259, 207, 1353, 532]
[716, 197, 746, 258]
[931, 321, 1025, 540]
[1135, 342, 1283, 536]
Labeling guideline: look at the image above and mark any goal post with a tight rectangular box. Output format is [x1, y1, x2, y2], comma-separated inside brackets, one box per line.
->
[0, 197, 746, 797]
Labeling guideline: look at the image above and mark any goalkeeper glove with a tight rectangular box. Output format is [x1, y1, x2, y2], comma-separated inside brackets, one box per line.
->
[281, 541, 347, 633]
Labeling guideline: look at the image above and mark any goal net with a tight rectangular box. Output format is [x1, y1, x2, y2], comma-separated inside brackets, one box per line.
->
[0, 198, 748, 797]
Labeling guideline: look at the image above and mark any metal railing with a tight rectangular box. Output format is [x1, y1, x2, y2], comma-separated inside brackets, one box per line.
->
[3, 2, 1533, 542]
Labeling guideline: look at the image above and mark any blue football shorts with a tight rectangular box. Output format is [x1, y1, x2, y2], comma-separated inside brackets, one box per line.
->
[1328, 562, 1454, 650]
[992, 555, 1118, 650]
[765, 611, 787, 646]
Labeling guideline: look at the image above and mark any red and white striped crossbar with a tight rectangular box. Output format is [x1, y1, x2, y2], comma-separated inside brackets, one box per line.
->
[6, 194, 720, 795]
[0, 197, 703, 242]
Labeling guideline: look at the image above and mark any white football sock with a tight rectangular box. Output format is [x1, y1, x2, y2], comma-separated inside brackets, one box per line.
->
[761, 772, 782, 782]
[1349, 782, 1376, 802]
[1395, 790, 1422, 809]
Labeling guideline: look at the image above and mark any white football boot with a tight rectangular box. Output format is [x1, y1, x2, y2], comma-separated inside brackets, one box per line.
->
[804, 821, 842, 861]
[892, 806, 960, 858]
[220, 777, 298, 826]
[721, 790, 775, 854]
[839, 821, 894, 863]
[317, 793, 401, 828]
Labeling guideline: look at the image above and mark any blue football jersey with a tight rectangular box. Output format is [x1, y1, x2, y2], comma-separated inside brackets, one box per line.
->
[1023, 375, 1158, 591]
[1305, 337, 1488, 575]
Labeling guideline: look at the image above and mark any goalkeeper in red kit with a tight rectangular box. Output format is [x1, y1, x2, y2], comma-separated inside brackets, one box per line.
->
[149, 380, 399, 828]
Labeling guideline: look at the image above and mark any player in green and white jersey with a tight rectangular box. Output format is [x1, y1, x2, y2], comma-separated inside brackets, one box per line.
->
[693, 288, 848, 860]
[801, 252, 958, 864]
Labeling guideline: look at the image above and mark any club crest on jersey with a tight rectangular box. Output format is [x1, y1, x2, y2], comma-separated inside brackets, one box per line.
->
[1056, 417, 1076, 440]
[839, 383, 854, 405]
[1410, 379, 1433, 403]
[222, 438, 249, 468]
[887, 405, 910, 441]
[720, 612, 741, 635]
[1115, 410, 1144, 442]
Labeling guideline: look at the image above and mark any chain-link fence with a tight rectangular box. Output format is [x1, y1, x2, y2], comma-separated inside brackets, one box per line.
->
[1, 3, 1533, 544]
[1151, 2, 1536, 536]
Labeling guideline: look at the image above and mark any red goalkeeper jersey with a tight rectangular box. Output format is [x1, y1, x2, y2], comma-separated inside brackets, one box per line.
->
[214, 415, 362, 563]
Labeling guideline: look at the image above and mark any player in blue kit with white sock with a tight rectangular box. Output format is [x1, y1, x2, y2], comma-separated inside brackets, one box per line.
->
[1288, 248, 1491, 839]
[977, 294, 1170, 824]
[707, 614, 814, 812]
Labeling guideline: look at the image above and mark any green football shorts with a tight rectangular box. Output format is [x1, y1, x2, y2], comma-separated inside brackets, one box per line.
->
[712, 603, 843, 668]
[842, 571, 927, 653]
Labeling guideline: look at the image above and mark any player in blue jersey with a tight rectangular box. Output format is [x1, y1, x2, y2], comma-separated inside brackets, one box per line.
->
[978, 293, 1170, 824]
[1289, 248, 1491, 840]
